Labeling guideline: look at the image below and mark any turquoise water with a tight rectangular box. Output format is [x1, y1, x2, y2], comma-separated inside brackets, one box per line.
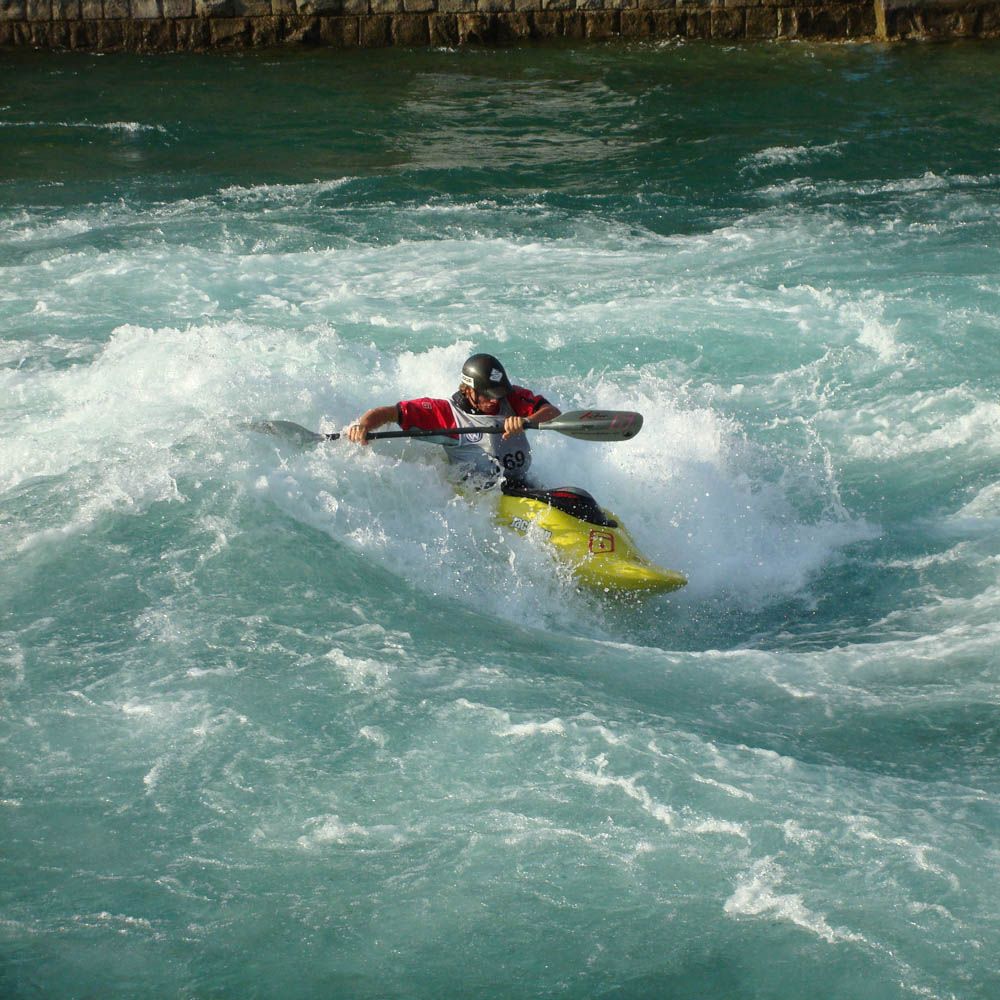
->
[2, 40, 1000, 998]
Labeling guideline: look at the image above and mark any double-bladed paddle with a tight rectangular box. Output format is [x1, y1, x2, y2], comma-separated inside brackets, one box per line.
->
[249, 409, 643, 445]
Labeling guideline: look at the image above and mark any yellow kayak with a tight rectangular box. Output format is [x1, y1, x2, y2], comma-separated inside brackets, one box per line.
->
[497, 486, 686, 595]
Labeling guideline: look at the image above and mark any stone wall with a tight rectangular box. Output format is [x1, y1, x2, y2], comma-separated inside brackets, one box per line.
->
[1, 0, 998, 49]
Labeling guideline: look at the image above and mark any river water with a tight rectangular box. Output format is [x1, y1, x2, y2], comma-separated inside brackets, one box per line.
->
[2, 40, 999, 999]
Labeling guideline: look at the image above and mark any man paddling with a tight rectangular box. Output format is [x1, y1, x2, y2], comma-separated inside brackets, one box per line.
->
[346, 353, 561, 487]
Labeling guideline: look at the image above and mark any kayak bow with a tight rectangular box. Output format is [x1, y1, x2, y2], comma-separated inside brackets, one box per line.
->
[497, 486, 686, 595]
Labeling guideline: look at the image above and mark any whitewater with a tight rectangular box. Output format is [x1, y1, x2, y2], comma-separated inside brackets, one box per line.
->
[2, 41, 999, 999]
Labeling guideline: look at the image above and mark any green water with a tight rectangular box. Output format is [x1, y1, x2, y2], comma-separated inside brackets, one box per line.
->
[2, 41, 1000, 999]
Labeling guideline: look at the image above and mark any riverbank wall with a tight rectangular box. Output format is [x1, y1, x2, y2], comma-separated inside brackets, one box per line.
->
[1, 0, 998, 50]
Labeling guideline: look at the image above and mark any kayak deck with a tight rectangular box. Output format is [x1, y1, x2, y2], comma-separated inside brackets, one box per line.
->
[497, 486, 686, 595]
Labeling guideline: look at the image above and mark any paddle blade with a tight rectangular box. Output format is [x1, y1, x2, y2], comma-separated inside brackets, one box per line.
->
[247, 419, 330, 445]
[539, 410, 644, 441]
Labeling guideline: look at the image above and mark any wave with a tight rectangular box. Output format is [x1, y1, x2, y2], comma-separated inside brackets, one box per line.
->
[740, 142, 846, 172]
[0, 119, 168, 134]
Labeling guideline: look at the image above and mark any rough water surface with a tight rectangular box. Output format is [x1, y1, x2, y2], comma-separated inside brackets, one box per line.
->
[2, 42, 1000, 1000]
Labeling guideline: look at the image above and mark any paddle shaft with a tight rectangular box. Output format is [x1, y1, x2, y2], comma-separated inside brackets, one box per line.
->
[324, 424, 541, 441]
[250, 410, 643, 445]
[328, 409, 642, 442]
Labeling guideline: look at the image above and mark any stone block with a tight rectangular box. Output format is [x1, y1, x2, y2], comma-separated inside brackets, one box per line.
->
[494, 8, 531, 35]
[233, 0, 271, 13]
[428, 10, 458, 41]
[209, 14, 252, 43]
[97, 16, 124, 43]
[542, 0, 573, 9]
[457, 10, 497, 39]
[370, 0, 401, 10]
[684, 5, 711, 34]
[26, 0, 51, 20]
[980, 2, 1000, 34]
[585, 8, 617, 31]
[131, 0, 162, 18]
[69, 18, 99, 43]
[52, 18, 73, 41]
[710, 3, 742, 35]
[514, 0, 540, 11]
[282, 13, 322, 38]
[795, 4, 850, 37]
[561, 8, 585, 31]
[922, 6, 976, 36]
[576, 0, 603, 8]
[403, 0, 434, 10]
[318, 13, 359, 41]
[141, 17, 173, 45]
[850, 3, 877, 35]
[195, 0, 234, 15]
[744, 3, 776, 34]
[0, 0, 27, 21]
[775, 6, 798, 36]
[478, 0, 512, 10]
[393, 10, 429, 39]
[248, 13, 279, 41]
[161, 0, 191, 13]
[621, 7, 654, 32]
[529, 8, 561, 32]
[359, 10, 390, 40]
[652, 7, 685, 32]
[436, 0, 466, 10]
[52, 0, 82, 19]
[175, 15, 211, 44]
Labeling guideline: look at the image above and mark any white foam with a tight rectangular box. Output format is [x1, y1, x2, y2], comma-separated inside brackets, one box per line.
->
[323, 648, 394, 691]
[572, 754, 675, 828]
[297, 814, 406, 848]
[741, 142, 846, 171]
[217, 177, 353, 203]
[359, 725, 387, 747]
[692, 774, 755, 801]
[848, 396, 1000, 461]
[683, 817, 749, 839]
[955, 482, 1000, 519]
[725, 858, 865, 944]
[0, 120, 167, 134]
[501, 718, 567, 739]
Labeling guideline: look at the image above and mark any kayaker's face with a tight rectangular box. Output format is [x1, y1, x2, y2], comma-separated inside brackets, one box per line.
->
[471, 390, 502, 414]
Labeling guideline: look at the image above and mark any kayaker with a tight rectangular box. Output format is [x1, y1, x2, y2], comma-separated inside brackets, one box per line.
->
[346, 353, 561, 487]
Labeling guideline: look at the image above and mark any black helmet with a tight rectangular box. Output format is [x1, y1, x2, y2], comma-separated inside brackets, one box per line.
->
[461, 353, 511, 400]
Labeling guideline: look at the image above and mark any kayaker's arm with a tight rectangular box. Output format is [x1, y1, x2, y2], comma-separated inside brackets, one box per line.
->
[347, 405, 400, 445]
[503, 403, 561, 440]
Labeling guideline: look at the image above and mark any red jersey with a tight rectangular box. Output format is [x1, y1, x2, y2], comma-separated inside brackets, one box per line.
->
[397, 387, 550, 483]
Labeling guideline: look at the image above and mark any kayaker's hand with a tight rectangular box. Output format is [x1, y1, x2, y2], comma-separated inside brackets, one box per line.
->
[346, 405, 399, 445]
[346, 422, 369, 445]
[502, 415, 527, 440]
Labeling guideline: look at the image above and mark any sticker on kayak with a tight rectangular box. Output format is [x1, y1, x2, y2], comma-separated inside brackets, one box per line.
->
[511, 516, 552, 539]
[589, 530, 615, 554]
